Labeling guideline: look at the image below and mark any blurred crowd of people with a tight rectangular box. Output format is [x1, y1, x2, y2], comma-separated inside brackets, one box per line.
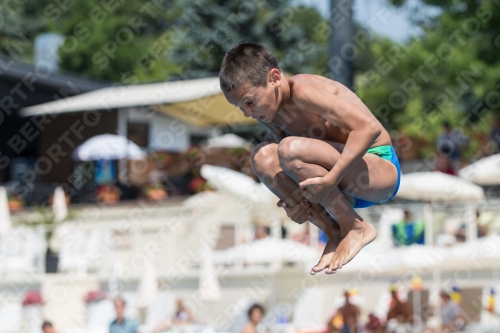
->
[41, 297, 267, 333]
[326, 288, 467, 333]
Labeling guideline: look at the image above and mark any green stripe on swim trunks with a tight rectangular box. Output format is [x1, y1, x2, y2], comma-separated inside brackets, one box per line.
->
[366, 145, 392, 162]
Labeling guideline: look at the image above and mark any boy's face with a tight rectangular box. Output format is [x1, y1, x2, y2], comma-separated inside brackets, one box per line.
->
[224, 70, 281, 123]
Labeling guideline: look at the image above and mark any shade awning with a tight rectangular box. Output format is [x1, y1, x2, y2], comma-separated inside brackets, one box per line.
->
[155, 92, 255, 127]
[20, 76, 257, 127]
[21, 77, 221, 115]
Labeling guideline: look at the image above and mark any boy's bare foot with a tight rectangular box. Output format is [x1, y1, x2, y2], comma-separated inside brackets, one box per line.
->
[310, 216, 342, 275]
[310, 240, 336, 275]
[327, 220, 377, 273]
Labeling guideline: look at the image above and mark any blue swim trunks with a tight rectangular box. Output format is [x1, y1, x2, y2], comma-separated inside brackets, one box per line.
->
[345, 145, 401, 209]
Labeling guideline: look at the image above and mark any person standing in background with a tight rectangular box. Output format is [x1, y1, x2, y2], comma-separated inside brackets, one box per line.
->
[42, 321, 58, 333]
[338, 291, 360, 333]
[455, 210, 488, 243]
[110, 297, 139, 333]
[440, 290, 462, 332]
[387, 290, 412, 324]
[392, 210, 425, 246]
[241, 304, 265, 333]
[365, 313, 384, 333]
[436, 122, 468, 171]
[434, 155, 456, 175]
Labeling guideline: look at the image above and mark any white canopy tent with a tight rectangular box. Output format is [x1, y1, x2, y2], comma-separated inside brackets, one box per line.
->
[458, 154, 500, 185]
[72, 134, 144, 161]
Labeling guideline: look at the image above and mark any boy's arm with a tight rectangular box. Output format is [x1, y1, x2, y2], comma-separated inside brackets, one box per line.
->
[294, 82, 382, 186]
[258, 119, 287, 143]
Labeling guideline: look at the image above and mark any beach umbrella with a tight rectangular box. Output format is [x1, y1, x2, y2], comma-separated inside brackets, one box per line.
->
[340, 243, 404, 273]
[396, 172, 485, 202]
[200, 165, 278, 206]
[214, 238, 318, 265]
[203, 134, 253, 151]
[136, 260, 158, 309]
[199, 248, 221, 303]
[458, 154, 500, 185]
[445, 234, 500, 269]
[0, 187, 12, 237]
[52, 187, 68, 223]
[72, 134, 144, 161]
[399, 245, 447, 269]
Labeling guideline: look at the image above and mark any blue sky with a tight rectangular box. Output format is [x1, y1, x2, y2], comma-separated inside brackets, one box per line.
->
[298, 0, 428, 42]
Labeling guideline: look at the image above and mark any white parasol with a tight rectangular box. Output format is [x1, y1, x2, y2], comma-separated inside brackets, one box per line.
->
[214, 238, 318, 265]
[203, 133, 253, 151]
[396, 171, 485, 202]
[72, 134, 144, 161]
[458, 154, 500, 185]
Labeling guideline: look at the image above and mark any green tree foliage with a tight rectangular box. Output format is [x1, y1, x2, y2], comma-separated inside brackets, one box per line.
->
[0, 2, 45, 61]
[168, 1, 328, 78]
[48, 0, 182, 82]
[2, 0, 328, 82]
[2, 0, 186, 82]
[356, 0, 500, 158]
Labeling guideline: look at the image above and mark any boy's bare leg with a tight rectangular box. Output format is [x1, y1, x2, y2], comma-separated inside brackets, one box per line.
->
[250, 142, 342, 274]
[278, 138, 380, 272]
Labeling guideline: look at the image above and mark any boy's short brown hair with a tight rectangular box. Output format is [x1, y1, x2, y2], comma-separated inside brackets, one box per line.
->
[219, 42, 281, 92]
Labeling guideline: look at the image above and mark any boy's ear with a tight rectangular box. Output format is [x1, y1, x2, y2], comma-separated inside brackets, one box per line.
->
[269, 68, 282, 87]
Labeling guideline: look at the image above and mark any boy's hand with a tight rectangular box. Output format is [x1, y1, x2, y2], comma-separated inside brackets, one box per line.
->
[277, 199, 312, 224]
[299, 176, 335, 204]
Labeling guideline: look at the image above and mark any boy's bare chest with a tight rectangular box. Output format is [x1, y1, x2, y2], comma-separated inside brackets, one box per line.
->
[271, 107, 350, 143]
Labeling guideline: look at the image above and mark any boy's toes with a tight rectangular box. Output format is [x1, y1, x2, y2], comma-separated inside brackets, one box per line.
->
[310, 254, 332, 275]
[332, 258, 342, 271]
[310, 263, 327, 275]
[326, 261, 337, 275]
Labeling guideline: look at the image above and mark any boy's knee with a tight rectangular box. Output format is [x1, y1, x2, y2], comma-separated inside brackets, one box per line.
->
[250, 142, 278, 174]
[277, 137, 301, 163]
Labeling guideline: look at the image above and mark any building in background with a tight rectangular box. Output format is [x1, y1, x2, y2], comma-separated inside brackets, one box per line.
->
[0, 57, 110, 202]
[14, 76, 255, 204]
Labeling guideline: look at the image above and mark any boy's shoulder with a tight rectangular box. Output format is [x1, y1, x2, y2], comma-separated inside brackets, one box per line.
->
[289, 74, 318, 97]
[290, 74, 335, 92]
[289, 73, 321, 86]
[289, 74, 338, 102]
